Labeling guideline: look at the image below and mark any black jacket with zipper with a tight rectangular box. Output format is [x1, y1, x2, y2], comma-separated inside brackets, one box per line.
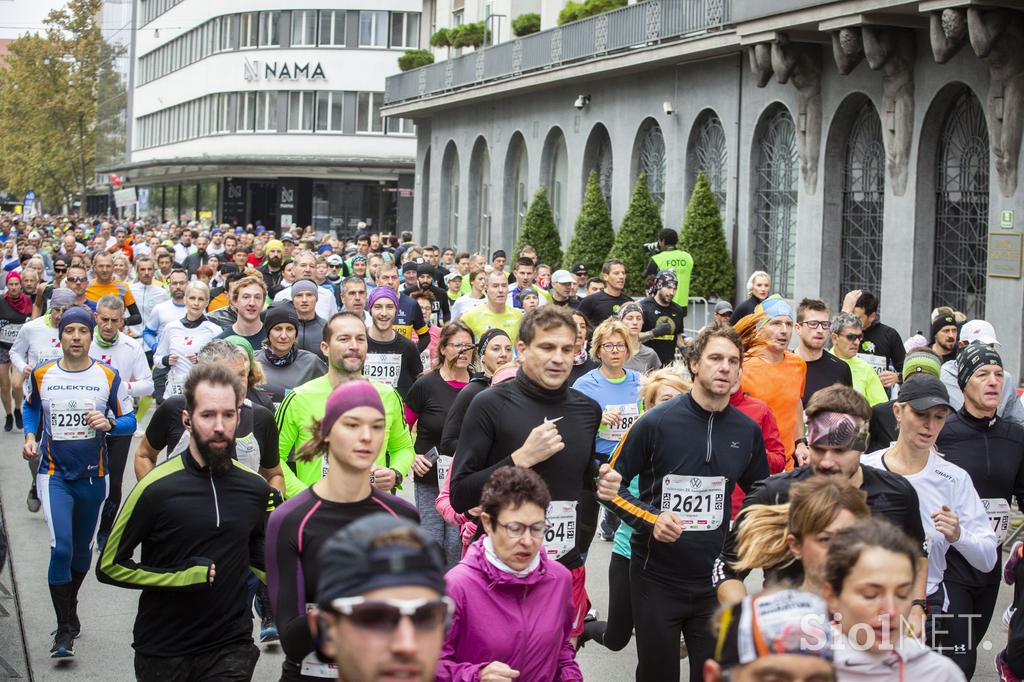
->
[606, 393, 769, 590]
[939, 407, 1024, 586]
[96, 451, 281, 657]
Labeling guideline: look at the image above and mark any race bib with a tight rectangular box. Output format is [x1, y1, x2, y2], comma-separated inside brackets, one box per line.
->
[856, 353, 889, 376]
[661, 475, 726, 531]
[49, 399, 96, 441]
[37, 347, 62, 364]
[300, 605, 339, 678]
[364, 353, 402, 387]
[420, 348, 431, 369]
[235, 434, 260, 472]
[436, 455, 453, 486]
[0, 323, 22, 344]
[544, 500, 577, 560]
[599, 403, 640, 441]
[983, 497, 1011, 544]
[164, 380, 184, 400]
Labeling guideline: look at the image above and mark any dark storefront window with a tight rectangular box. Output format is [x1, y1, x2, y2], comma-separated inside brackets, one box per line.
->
[312, 179, 396, 239]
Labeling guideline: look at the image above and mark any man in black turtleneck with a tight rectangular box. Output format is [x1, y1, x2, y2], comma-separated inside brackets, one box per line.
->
[450, 306, 601, 642]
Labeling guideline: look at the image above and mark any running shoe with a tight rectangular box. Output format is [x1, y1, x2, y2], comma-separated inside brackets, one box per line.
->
[259, 615, 279, 643]
[4, 414, 11, 432]
[26, 486, 40, 513]
[1005, 541, 1024, 585]
[49, 629, 75, 658]
[14, 409, 22, 430]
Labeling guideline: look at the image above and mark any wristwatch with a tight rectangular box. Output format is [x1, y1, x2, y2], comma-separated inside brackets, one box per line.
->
[390, 468, 404, 487]
[794, 437, 808, 448]
[910, 598, 929, 615]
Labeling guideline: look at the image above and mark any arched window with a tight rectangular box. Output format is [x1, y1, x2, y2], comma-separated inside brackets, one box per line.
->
[688, 110, 727, 208]
[753, 106, 799, 298]
[583, 124, 613, 208]
[542, 129, 569, 239]
[469, 138, 491, 254]
[440, 142, 460, 249]
[505, 133, 529, 247]
[839, 102, 885, 296]
[933, 90, 989, 319]
[636, 120, 666, 208]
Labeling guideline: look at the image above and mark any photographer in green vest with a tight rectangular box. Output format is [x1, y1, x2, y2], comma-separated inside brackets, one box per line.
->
[644, 228, 693, 311]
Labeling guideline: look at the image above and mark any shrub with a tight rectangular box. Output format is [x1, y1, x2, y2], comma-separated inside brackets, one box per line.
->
[512, 12, 541, 36]
[516, 186, 563, 269]
[680, 171, 735, 299]
[563, 170, 614, 275]
[398, 49, 435, 72]
[429, 28, 451, 48]
[558, 0, 627, 25]
[558, 1, 584, 25]
[608, 173, 663, 296]
[450, 22, 487, 49]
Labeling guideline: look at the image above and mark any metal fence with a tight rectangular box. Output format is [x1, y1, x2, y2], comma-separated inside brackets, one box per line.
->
[384, 0, 733, 106]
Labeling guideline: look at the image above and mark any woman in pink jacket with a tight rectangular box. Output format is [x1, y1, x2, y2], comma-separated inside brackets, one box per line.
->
[438, 466, 582, 682]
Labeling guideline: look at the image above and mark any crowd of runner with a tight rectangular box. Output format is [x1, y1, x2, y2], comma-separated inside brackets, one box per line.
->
[1, 210, 1024, 682]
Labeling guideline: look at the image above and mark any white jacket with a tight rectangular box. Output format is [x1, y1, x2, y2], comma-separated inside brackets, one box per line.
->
[833, 633, 966, 681]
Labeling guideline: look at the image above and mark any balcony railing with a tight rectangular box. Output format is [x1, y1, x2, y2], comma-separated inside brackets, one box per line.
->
[384, 0, 732, 106]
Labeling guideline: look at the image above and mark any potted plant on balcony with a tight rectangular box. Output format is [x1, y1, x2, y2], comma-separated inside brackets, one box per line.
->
[512, 13, 541, 37]
[398, 49, 435, 72]
[450, 22, 488, 49]
[429, 28, 452, 48]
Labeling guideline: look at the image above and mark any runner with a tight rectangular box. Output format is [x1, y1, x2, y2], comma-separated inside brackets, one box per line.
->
[618, 302, 661, 374]
[85, 252, 142, 326]
[273, 253, 339, 320]
[310, 514, 448, 682]
[365, 287, 422, 399]
[215, 274, 268, 349]
[599, 324, 768, 682]
[89, 295, 153, 552]
[339, 275, 370, 323]
[275, 312, 414, 499]
[439, 466, 581, 682]
[33, 254, 68, 317]
[404, 322, 473, 565]
[930, 311, 959, 364]
[843, 289, 905, 390]
[569, 309, 598, 384]
[549, 269, 581, 309]
[10, 287, 74, 513]
[375, 262, 430, 350]
[934, 343, 1024, 678]
[638, 270, 686, 367]
[939, 320, 1024, 425]
[415, 262, 451, 323]
[729, 271, 770, 324]
[825, 519, 967, 680]
[794, 298, 852, 406]
[23, 306, 135, 658]
[0, 271, 32, 431]
[254, 306, 327, 399]
[258, 239, 286, 295]
[142, 267, 187, 352]
[128, 256, 169, 340]
[153, 280, 222, 402]
[290, 279, 328, 360]
[460, 270, 524, 344]
[266, 380, 420, 681]
[576, 259, 632, 328]
[867, 348, 942, 452]
[508, 257, 551, 309]
[449, 306, 604, 643]
[97, 363, 280, 681]
[861, 373, 997, 654]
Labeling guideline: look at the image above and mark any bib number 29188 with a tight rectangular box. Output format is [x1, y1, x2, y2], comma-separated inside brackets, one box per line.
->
[661, 475, 726, 531]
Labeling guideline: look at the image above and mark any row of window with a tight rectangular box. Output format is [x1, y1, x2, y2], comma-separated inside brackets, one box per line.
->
[136, 90, 413, 149]
[139, 0, 184, 26]
[138, 10, 420, 85]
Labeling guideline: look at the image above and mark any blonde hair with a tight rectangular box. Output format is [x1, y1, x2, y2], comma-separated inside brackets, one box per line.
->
[590, 319, 638, 362]
[746, 270, 770, 294]
[639, 365, 691, 409]
[184, 280, 210, 300]
[230, 274, 268, 302]
[732, 476, 869, 572]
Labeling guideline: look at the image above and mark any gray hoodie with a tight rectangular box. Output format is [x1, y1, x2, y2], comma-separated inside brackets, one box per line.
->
[254, 348, 327, 398]
[833, 634, 966, 681]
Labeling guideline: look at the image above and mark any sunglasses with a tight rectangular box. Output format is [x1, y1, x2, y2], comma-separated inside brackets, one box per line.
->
[66, 276, 87, 283]
[840, 333, 863, 342]
[328, 597, 452, 634]
[54, 267, 67, 273]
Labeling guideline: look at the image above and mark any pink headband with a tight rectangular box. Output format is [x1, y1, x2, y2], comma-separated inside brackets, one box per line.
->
[321, 380, 385, 439]
[806, 411, 869, 451]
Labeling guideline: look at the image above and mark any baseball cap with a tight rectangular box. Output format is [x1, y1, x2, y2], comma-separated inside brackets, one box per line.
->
[281, 234, 297, 243]
[443, 270, 463, 284]
[958, 320, 999, 346]
[316, 514, 446, 609]
[713, 589, 833, 669]
[326, 254, 343, 266]
[896, 374, 953, 412]
[551, 269, 575, 285]
[571, 262, 588, 275]
[714, 300, 734, 315]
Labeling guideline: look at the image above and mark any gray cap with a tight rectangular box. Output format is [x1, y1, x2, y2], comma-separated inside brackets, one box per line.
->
[49, 288, 77, 309]
[896, 374, 953, 412]
[291, 279, 319, 298]
[551, 269, 575, 285]
[714, 300, 734, 315]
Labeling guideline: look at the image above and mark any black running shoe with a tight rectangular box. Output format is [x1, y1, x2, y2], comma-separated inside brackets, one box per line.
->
[14, 408, 22, 430]
[4, 414, 11, 432]
[50, 629, 75, 658]
[26, 486, 40, 513]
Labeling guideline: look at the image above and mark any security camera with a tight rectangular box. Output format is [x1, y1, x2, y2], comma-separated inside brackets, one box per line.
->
[574, 94, 590, 110]
[663, 101, 674, 116]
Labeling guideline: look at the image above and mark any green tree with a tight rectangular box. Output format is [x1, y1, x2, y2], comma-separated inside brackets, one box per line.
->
[516, 186, 563, 268]
[0, 0, 106, 211]
[512, 13, 541, 36]
[563, 170, 614, 274]
[429, 28, 452, 48]
[680, 171, 735, 299]
[608, 173, 663, 296]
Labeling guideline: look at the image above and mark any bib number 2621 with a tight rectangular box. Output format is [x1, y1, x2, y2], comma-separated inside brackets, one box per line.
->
[661, 475, 726, 531]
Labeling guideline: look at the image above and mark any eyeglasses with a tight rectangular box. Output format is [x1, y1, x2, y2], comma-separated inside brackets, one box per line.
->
[494, 519, 550, 539]
[66, 276, 87, 283]
[800, 320, 829, 329]
[840, 333, 863, 342]
[328, 597, 452, 634]
[601, 343, 627, 352]
[449, 343, 475, 353]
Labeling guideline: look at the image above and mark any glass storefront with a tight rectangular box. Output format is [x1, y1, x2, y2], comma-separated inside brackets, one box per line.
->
[312, 179, 396, 239]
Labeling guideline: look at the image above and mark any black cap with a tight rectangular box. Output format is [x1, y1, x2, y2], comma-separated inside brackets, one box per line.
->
[402, 261, 418, 273]
[571, 262, 587, 274]
[316, 514, 446, 609]
[896, 374, 953, 412]
[416, 262, 435, 276]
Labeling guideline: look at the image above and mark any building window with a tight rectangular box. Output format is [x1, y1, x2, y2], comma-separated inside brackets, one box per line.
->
[359, 11, 389, 47]
[240, 13, 258, 49]
[319, 10, 346, 46]
[219, 14, 236, 51]
[545, 131, 568, 236]
[933, 89, 989, 319]
[291, 10, 317, 47]
[238, 91, 256, 131]
[839, 101, 885, 299]
[391, 12, 420, 49]
[688, 110, 727, 209]
[258, 11, 280, 47]
[216, 93, 233, 133]
[637, 121, 666, 209]
[316, 91, 343, 132]
[386, 117, 415, 135]
[753, 106, 799, 299]
[356, 92, 383, 133]
[288, 91, 315, 131]
[256, 91, 278, 132]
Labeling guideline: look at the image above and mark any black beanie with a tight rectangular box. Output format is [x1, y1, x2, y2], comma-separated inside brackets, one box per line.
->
[264, 305, 299, 334]
[930, 314, 957, 343]
[957, 342, 1002, 389]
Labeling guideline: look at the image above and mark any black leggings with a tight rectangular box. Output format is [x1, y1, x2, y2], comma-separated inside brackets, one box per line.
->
[584, 552, 633, 650]
[98, 435, 133, 539]
[576, 488, 600, 560]
[630, 560, 715, 682]
[936, 580, 1000, 679]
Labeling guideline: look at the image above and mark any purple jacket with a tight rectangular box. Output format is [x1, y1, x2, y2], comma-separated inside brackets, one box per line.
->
[437, 537, 582, 682]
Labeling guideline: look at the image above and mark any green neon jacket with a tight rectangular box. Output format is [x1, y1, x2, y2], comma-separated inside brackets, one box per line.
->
[275, 375, 414, 498]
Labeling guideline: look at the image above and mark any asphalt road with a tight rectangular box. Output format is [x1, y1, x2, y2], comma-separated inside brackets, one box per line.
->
[0, 416, 1012, 681]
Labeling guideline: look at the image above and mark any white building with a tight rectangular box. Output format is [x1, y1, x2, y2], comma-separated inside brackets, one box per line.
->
[111, 0, 423, 236]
